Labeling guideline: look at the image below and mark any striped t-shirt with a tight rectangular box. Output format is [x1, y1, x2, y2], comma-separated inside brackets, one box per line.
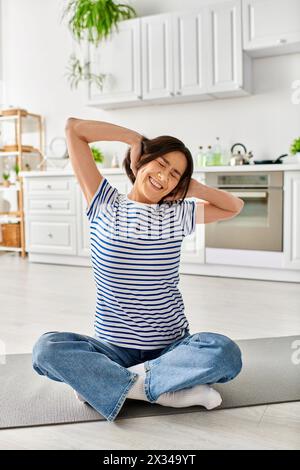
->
[86, 177, 197, 350]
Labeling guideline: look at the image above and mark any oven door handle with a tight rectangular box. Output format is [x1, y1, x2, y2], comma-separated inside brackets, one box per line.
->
[225, 191, 268, 199]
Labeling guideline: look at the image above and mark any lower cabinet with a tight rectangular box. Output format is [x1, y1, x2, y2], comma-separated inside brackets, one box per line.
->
[283, 171, 300, 270]
[76, 185, 90, 258]
[23, 173, 205, 264]
[26, 216, 77, 255]
[181, 173, 205, 263]
[23, 175, 77, 256]
[22, 170, 300, 281]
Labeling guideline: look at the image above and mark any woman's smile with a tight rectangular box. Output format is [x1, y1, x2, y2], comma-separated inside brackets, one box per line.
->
[148, 176, 164, 190]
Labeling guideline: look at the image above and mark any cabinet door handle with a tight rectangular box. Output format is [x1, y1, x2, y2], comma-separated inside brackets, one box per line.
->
[137, 95, 142, 100]
[47, 184, 52, 189]
[47, 204, 52, 208]
[176, 91, 182, 95]
[169, 92, 175, 96]
[48, 233, 53, 238]
[277, 38, 287, 44]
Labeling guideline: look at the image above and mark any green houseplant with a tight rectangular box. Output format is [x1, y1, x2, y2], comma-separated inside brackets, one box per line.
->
[13, 163, 20, 179]
[91, 146, 105, 165]
[2, 171, 10, 187]
[61, 0, 137, 90]
[65, 53, 106, 91]
[290, 137, 300, 156]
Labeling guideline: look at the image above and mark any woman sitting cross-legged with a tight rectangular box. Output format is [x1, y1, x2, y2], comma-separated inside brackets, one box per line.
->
[32, 118, 244, 422]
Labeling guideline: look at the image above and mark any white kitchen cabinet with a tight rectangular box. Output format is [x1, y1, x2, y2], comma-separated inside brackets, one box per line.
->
[76, 182, 91, 258]
[26, 216, 77, 255]
[27, 197, 75, 216]
[21, 168, 300, 282]
[86, 18, 142, 108]
[181, 173, 205, 263]
[23, 176, 77, 256]
[242, 0, 300, 57]
[172, 11, 212, 100]
[86, 2, 252, 109]
[23, 176, 77, 255]
[206, 0, 252, 97]
[172, 3, 251, 99]
[283, 171, 300, 270]
[110, 174, 133, 195]
[141, 13, 174, 101]
[181, 224, 205, 262]
[142, 10, 212, 102]
[26, 177, 74, 194]
[23, 172, 201, 263]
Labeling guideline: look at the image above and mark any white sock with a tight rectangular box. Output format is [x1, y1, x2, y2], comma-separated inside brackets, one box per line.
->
[127, 363, 148, 401]
[127, 363, 222, 410]
[74, 364, 148, 404]
[128, 362, 146, 377]
[155, 384, 222, 410]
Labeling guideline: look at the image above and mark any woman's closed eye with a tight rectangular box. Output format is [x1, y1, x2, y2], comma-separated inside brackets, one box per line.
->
[157, 160, 178, 179]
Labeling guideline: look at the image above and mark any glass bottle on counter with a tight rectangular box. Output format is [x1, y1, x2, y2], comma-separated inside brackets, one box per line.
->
[211, 137, 223, 165]
[205, 145, 214, 166]
[195, 146, 206, 168]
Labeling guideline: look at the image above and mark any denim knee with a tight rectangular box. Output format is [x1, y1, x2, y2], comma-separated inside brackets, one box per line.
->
[212, 333, 243, 379]
[189, 332, 243, 379]
[32, 331, 61, 369]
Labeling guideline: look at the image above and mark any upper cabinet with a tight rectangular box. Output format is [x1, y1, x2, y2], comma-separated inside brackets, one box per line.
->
[86, 18, 142, 108]
[206, 0, 251, 96]
[242, 0, 300, 57]
[86, 0, 253, 109]
[172, 11, 211, 99]
[141, 13, 174, 100]
[141, 10, 213, 103]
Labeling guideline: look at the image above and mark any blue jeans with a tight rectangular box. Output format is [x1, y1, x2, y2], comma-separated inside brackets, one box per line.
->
[32, 330, 242, 422]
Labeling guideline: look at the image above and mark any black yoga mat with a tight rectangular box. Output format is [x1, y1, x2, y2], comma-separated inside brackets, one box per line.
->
[0, 336, 300, 429]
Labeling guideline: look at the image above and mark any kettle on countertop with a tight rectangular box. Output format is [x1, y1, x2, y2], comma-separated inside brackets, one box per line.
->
[230, 143, 253, 166]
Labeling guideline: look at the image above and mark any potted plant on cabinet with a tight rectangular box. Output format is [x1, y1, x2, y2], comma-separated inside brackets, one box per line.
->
[61, 0, 137, 90]
[2, 171, 10, 187]
[290, 137, 300, 158]
[14, 163, 20, 181]
[91, 146, 105, 167]
[284, 137, 300, 164]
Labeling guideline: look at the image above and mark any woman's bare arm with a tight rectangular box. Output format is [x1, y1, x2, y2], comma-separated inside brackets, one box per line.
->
[65, 118, 142, 205]
[185, 178, 244, 224]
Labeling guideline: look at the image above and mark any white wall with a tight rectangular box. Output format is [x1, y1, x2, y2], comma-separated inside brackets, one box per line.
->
[1, 0, 300, 167]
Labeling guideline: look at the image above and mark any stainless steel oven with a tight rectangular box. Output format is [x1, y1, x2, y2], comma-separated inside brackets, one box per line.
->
[205, 171, 283, 252]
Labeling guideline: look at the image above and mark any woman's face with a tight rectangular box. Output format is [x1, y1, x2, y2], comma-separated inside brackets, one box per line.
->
[135, 151, 188, 203]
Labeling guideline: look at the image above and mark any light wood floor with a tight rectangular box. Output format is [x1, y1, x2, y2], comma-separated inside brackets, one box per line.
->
[0, 252, 299, 450]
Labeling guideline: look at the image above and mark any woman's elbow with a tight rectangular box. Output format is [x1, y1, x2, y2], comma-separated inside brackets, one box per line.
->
[65, 117, 78, 132]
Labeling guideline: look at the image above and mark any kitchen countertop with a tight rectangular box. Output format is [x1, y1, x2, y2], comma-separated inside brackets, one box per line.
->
[19, 163, 300, 177]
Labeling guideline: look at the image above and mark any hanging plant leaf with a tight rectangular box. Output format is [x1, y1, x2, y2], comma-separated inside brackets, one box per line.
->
[61, 0, 137, 46]
[61, 0, 137, 90]
[64, 53, 106, 91]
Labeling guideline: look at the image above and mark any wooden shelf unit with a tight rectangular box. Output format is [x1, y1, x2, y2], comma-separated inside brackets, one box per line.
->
[0, 109, 45, 257]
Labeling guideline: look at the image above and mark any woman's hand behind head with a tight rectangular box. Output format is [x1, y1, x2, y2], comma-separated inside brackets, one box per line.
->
[130, 137, 144, 177]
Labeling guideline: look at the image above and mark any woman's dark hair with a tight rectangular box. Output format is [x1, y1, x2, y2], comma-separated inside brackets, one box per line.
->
[123, 135, 194, 205]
